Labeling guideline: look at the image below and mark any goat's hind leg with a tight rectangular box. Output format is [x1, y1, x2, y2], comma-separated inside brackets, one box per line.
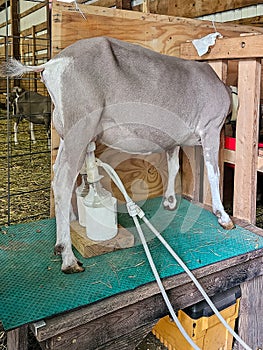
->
[163, 146, 180, 210]
[201, 132, 235, 230]
[53, 140, 85, 273]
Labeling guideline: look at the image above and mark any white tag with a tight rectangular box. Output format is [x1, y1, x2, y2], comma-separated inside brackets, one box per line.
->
[192, 32, 222, 56]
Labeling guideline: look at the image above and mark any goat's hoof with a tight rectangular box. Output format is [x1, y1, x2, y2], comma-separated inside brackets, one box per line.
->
[219, 219, 235, 230]
[163, 196, 177, 211]
[54, 244, 64, 255]
[62, 260, 85, 274]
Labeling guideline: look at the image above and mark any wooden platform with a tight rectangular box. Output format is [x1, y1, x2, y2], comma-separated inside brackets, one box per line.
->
[33, 218, 263, 350]
[3, 212, 263, 350]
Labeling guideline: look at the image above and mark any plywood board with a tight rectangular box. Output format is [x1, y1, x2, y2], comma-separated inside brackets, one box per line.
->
[52, 1, 263, 58]
[233, 59, 261, 223]
[180, 33, 263, 60]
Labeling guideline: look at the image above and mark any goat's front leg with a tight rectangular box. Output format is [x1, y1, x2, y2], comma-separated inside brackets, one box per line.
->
[163, 146, 180, 210]
[202, 132, 235, 230]
[14, 121, 18, 145]
[53, 141, 85, 273]
[29, 122, 36, 144]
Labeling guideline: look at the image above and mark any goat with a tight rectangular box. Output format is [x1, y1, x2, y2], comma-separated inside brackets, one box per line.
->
[5, 86, 51, 146]
[0, 37, 235, 273]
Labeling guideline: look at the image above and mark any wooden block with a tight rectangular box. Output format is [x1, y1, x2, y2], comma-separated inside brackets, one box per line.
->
[70, 220, 134, 258]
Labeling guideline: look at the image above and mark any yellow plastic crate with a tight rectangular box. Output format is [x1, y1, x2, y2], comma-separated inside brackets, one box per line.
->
[152, 295, 240, 350]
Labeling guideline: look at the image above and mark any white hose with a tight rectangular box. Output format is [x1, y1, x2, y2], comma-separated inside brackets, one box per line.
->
[142, 215, 251, 350]
[96, 158, 251, 350]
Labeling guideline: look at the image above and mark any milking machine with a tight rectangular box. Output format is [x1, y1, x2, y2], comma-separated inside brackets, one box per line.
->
[76, 142, 118, 241]
[76, 142, 252, 350]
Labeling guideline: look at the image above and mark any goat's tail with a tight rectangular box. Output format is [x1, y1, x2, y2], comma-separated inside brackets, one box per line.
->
[0, 58, 45, 78]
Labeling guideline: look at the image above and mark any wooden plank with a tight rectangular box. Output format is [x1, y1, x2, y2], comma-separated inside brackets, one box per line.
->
[77, 0, 116, 5]
[224, 149, 236, 165]
[234, 275, 263, 350]
[96, 323, 154, 350]
[233, 59, 261, 224]
[133, 0, 263, 18]
[7, 325, 28, 350]
[34, 251, 263, 350]
[224, 148, 263, 173]
[259, 153, 263, 172]
[180, 34, 263, 61]
[142, 0, 150, 13]
[228, 15, 263, 27]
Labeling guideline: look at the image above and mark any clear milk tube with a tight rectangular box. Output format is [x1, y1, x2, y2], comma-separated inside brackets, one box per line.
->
[76, 175, 88, 227]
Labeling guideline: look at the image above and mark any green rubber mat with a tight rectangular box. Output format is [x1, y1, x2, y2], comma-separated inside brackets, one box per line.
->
[1, 197, 263, 331]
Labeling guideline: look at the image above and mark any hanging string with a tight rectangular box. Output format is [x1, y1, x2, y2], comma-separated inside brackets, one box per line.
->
[74, 0, 87, 20]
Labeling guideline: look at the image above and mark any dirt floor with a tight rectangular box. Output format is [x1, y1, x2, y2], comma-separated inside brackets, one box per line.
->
[0, 112, 263, 350]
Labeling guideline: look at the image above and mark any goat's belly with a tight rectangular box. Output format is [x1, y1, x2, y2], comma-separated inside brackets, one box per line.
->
[99, 103, 201, 153]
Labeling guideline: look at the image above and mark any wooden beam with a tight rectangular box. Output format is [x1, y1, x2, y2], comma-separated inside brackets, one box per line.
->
[77, 0, 116, 6]
[133, 0, 263, 18]
[10, 0, 20, 59]
[116, 0, 132, 10]
[7, 325, 28, 350]
[233, 59, 261, 224]
[228, 15, 263, 27]
[224, 149, 263, 173]
[180, 34, 263, 61]
[235, 275, 263, 349]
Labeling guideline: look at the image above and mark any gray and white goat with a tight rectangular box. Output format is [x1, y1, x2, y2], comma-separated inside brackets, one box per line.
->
[6, 86, 51, 146]
[0, 37, 234, 273]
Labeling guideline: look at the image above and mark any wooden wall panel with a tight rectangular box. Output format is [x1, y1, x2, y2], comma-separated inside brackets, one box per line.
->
[51, 2, 263, 57]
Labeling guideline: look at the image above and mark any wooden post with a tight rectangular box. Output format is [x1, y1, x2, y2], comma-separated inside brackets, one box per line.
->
[234, 275, 263, 350]
[142, 0, 150, 13]
[116, 0, 132, 10]
[31, 26, 38, 92]
[233, 59, 261, 224]
[10, 0, 20, 87]
[7, 325, 28, 350]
